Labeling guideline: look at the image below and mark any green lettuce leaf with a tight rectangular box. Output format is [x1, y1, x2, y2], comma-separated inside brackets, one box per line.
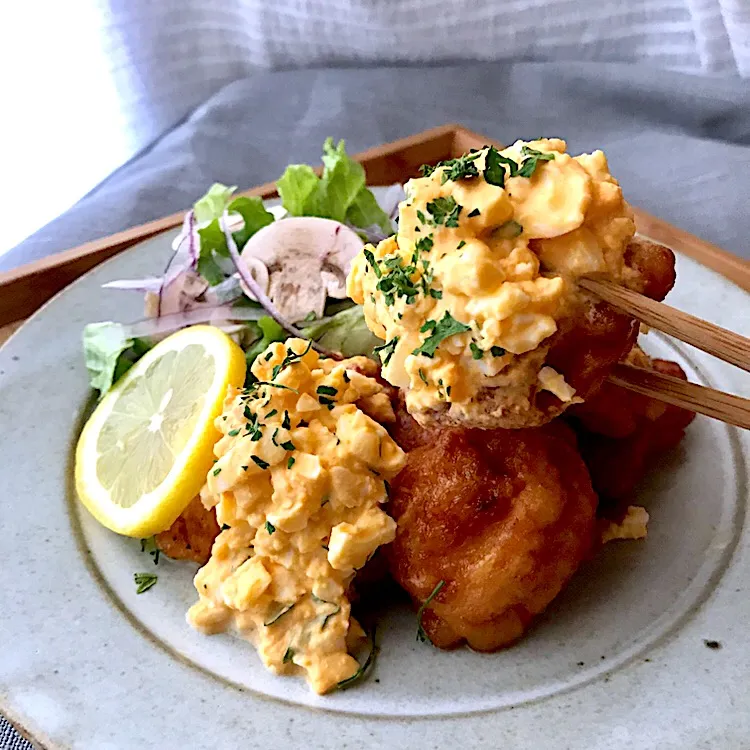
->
[319, 138, 366, 222]
[276, 139, 393, 233]
[82, 322, 151, 395]
[196, 195, 275, 285]
[276, 165, 323, 217]
[302, 305, 381, 358]
[346, 187, 393, 235]
[193, 183, 238, 224]
[244, 316, 286, 375]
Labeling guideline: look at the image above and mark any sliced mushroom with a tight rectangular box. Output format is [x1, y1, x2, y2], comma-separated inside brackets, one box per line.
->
[239, 217, 364, 322]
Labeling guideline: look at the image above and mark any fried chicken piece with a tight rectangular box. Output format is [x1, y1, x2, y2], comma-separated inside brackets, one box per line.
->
[431, 237, 676, 430]
[155, 495, 220, 564]
[387, 414, 598, 651]
[569, 352, 695, 505]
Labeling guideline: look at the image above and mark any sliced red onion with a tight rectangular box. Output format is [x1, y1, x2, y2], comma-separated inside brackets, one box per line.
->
[221, 212, 340, 359]
[102, 277, 164, 292]
[126, 305, 266, 339]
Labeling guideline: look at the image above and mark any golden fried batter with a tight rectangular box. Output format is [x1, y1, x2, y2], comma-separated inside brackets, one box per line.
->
[387, 415, 598, 651]
[570, 353, 695, 505]
[155, 495, 220, 564]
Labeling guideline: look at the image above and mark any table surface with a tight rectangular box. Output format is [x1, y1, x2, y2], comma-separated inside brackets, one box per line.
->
[3, 61, 750, 750]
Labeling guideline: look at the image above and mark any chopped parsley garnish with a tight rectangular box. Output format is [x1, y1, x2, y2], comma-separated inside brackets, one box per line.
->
[264, 603, 295, 626]
[287, 456, 296, 469]
[316, 385, 338, 397]
[283, 647, 295, 664]
[271, 341, 313, 379]
[282, 410, 291, 429]
[227, 428, 240, 437]
[419, 163, 437, 177]
[221, 523, 231, 530]
[265, 520, 276, 534]
[134, 572, 158, 595]
[416, 209, 427, 224]
[264, 351, 274, 361]
[470, 342, 484, 360]
[271, 427, 280, 446]
[251, 455, 270, 470]
[415, 234, 434, 254]
[418, 368, 428, 384]
[280, 440, 295, 451]
[420, 319, 437, 333]
[426, 196, 462, 228]
[518, 144, 555, 177]
[336, 626, 378, 690]
[412, 312, 471, 358]
[265, 409, 278, 419]
[375, 256, 421, 305]
[241, 465, 249, 471]
[212, 467, 222, 476]
[457, 240, 466, 249]
[363, 248, 382, 278]
[429, 288, 443, 299]
[416, 580, 445, 643]
[483, 146, 518, 187]
[438, 152, 480, 183]
[491, 346, 507, 357]
[467, 207, 480, 217]
[374, 337, 399, 366]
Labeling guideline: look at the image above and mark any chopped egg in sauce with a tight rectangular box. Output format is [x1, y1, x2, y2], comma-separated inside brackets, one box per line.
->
[187, 339, 406, 694]
[346, 139, 637, 425]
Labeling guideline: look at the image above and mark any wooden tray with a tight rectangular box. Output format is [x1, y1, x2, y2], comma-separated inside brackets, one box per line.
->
[1, 123, 748, 347]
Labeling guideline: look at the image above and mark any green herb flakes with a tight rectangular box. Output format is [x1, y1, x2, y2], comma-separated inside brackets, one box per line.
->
[416, 580, 445, 643]
[251, 455, 270, 470]
[287, 456, 296, 470]
[134, 572, 158, 595]
[426, 196, 462, 228]
[264, 603, 295, 626]
[413, 312, 471, 358]
[374, 337, 399, 366]
[470, 342, 484, 360]
[265, 520, 276, 535]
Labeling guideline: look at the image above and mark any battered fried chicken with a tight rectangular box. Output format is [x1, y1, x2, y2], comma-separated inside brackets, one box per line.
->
[387, 413, 598, 651]
[569, 350, 695, 506]
[155, 495, 220, 565]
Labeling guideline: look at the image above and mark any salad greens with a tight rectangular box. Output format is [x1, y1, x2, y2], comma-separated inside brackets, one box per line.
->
[83, 322, 151, 395]
[85, 138, 396, 395]
[301, 305, 381, 359]
[278, 138, 392, 235]
[197, 192, 275, 285]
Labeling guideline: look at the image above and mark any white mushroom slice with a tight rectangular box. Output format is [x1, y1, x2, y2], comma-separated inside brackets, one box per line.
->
[240, 217, 364, 322]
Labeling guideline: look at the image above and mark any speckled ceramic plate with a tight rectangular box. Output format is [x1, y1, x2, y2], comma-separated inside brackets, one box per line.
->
[1, 201, 749, 748]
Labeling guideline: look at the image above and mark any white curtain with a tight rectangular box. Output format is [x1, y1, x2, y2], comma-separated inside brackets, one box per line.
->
[2, 0, 748, 254]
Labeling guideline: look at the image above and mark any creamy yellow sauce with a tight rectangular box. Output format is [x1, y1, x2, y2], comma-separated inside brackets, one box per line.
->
[347, 139, 636, 423]
[187, 339, 406, 694]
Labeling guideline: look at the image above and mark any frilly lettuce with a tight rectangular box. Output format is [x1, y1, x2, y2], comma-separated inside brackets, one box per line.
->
[277, 138, 393, 235]
[82, 322, 151, 395]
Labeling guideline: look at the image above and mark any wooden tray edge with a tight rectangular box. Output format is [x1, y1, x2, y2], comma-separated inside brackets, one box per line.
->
[1, 123, 747, 334]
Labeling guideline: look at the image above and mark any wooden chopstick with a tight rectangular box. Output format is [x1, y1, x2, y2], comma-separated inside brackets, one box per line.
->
[608, 363, 750, 430]
[580, 278, 750, 373]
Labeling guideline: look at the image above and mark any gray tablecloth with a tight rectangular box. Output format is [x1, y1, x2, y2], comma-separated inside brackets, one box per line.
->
[3, 62, 750, 749]
[3, 62, 750, 274]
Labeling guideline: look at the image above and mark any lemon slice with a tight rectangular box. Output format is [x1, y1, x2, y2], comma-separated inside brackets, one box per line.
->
[75, 325, 246, 537]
